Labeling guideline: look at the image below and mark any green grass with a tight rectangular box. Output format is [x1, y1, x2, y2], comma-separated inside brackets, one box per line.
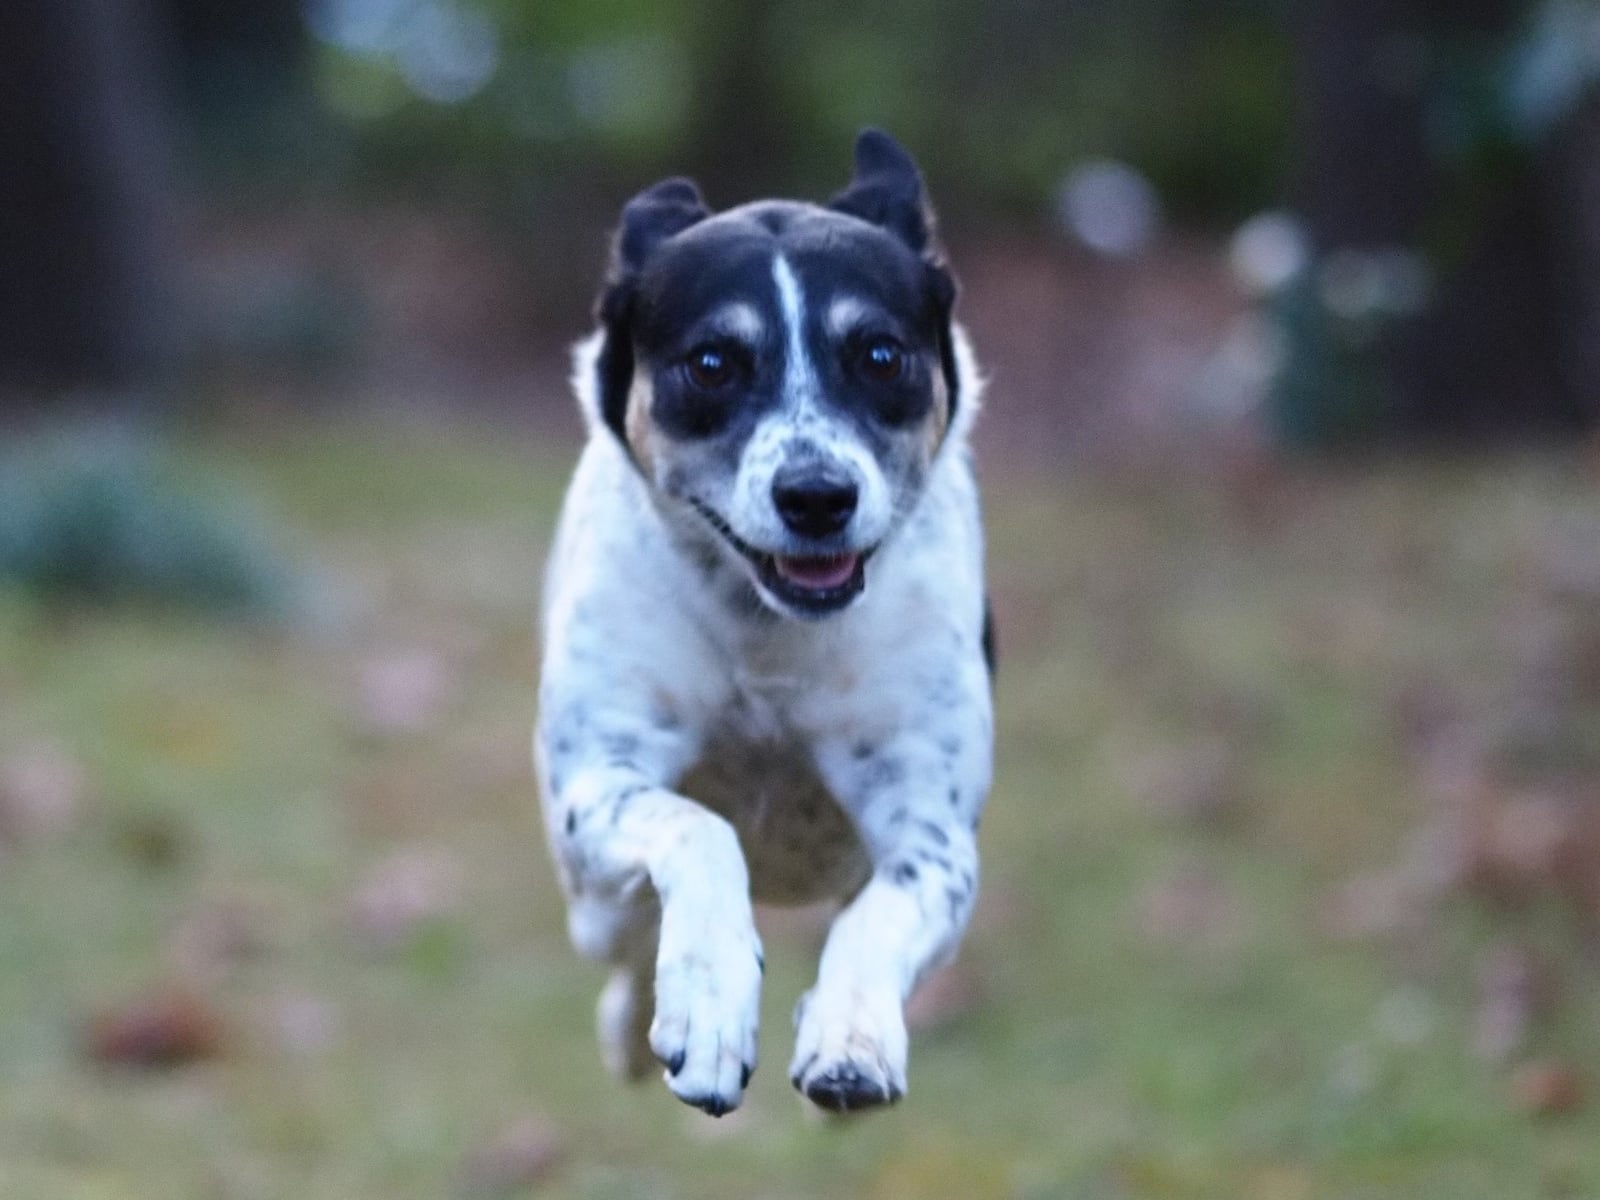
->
[2, 422, 1598, 1199]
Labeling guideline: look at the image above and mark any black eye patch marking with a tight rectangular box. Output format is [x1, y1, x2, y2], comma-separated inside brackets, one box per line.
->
[857, 336, 905, 384]
[829, 327, 932, 429]
[650, 338, 763, 440]
[683, 342, 744, 392]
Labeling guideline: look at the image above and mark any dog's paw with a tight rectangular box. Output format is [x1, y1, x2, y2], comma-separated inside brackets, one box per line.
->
[649, 925, 763, 1117]
[596, 967, 655, 1081]
[789, 986, 907, 1113]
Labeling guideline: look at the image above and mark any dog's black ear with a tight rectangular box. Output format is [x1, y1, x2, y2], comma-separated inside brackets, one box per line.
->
[832, 130, 963, 422]
[829, 128, 934, 254]
[591, 178, 710, 455]
[614, 176, 710, 274]
[592, 281, 637, 451]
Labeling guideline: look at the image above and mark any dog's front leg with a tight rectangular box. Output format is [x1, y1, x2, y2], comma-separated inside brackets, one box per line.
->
[551, 762, 764, 1117]
[789, 739, 984, 1112]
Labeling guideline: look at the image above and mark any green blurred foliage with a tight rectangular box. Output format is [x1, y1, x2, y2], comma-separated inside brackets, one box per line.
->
[0, 431, 298, 617]
[202, 0, 1294, 224]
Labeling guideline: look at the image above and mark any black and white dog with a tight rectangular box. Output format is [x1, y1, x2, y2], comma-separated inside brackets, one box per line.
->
[535, 130, 992, 1116]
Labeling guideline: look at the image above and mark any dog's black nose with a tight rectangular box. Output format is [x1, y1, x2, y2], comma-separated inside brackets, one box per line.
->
[772, 466, 858, 538]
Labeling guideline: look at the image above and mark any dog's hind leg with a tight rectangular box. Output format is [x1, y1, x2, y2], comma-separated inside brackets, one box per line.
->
[597, 961, 655, 1080]
[569, 894, 660, 1082]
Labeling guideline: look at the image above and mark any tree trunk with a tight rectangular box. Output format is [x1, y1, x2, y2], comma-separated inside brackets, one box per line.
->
[1289, 0, 1595, 441]
[0, 0, 178, 394]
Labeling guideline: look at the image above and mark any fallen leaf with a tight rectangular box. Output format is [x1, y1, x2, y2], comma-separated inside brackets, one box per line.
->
[86, 988, 223, 1070]
[1510, 1060, 1584, 1117]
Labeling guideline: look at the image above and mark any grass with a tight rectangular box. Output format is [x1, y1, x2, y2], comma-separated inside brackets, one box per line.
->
[1, 420, 1598, 1199]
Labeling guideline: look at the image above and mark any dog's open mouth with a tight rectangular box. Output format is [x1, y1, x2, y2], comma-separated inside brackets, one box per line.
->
[689, 500, 869, 616]
[760, 551, 866, 612]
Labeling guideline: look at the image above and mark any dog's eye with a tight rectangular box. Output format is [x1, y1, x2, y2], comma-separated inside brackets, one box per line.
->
[685, 346, 736, 390]
[858, 337, 905, 383]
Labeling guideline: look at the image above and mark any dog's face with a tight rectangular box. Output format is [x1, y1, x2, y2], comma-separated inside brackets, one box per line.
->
[588, 131, 961, 620]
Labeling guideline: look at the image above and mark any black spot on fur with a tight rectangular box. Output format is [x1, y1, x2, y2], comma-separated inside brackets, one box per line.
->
[564, 808, 577, 834]
[859, 755, 905, 792]
[918, 819, 950, 848]
[940, 889, 966, 928]
[982, 599, 997, 679]
[600, 732, 641, 762]
[891, 861, 919, 886]
[914, 848, 953, 875]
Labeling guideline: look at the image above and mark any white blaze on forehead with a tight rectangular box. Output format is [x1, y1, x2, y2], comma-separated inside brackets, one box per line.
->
[772, 254, 819, 405]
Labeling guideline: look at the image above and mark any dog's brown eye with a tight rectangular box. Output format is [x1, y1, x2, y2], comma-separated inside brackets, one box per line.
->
[686, 346, 735, 390]
[859, 338, 904, 383]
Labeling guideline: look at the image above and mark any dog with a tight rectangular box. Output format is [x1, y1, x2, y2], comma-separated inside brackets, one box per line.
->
[535, 129, 993, 1117]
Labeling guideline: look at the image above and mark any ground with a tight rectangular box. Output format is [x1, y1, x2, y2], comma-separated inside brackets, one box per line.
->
[1, 419, 1598, 1199]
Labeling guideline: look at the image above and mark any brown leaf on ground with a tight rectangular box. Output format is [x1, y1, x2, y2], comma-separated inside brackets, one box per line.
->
[1474, 790, 1586, 900]
[458, 1113, 565, 1196]
[86, 987, 224, 1070]
[1510, 1060, 1585, 1117]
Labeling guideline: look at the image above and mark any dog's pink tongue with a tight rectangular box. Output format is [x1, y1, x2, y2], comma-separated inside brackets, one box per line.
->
[774, 553, 859, 590]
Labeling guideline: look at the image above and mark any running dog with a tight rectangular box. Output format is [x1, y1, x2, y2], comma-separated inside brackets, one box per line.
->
[535, 129, 993, 1116]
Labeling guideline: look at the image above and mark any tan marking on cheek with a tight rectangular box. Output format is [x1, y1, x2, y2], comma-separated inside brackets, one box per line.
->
[925, 370, 951, 457]
[624, 376, 657, 476]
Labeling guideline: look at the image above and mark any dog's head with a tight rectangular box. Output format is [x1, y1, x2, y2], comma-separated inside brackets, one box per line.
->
[578, 129, 971, 620]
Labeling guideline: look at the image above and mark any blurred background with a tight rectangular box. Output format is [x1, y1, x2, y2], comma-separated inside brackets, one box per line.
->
[3, 1, 1600, 1197]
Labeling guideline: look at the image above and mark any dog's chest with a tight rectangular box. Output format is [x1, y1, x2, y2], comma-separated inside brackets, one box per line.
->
[676, 675, 869, 905]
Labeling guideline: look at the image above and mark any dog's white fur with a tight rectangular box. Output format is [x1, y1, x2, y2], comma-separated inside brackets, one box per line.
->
[535, 249, 991, 1116]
